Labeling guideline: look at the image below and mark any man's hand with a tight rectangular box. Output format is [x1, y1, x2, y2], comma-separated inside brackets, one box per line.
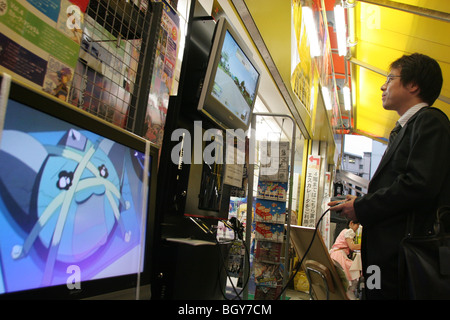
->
[327, 195, 358, 222]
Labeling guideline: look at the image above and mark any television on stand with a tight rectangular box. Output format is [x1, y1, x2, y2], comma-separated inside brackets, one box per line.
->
[0, 74, 158, 299]
[180, 17, 260, 222]
[197, 17, 261, 132]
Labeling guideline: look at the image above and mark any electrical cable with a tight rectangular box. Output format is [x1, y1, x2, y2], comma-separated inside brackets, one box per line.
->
[190, 216, 251, 300]
[219, 221, 251, 300]
[219, 217, 251, 300]
[214, 237, 242, 300]
[189, 205, 333, 301]
[214, 231, 251, 300]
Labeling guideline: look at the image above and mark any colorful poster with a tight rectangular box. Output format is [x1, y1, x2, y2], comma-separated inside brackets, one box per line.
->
[143, 0, 180, 146]
[0, 0, 82, 102]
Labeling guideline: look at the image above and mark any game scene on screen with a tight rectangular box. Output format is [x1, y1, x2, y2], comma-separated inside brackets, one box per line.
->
[212, 31, 259, 125]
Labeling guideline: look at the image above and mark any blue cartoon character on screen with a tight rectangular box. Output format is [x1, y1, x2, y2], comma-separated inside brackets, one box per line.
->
[0, 104, 147, 294]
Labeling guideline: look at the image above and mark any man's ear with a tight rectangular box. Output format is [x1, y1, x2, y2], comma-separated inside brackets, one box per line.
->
[407, 81, 420, 96]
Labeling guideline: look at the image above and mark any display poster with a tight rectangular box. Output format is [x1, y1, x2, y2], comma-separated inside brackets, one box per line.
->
[143, 0, 180, 146]
[301, 155, 321, 228]
[0, 0, 82, 102]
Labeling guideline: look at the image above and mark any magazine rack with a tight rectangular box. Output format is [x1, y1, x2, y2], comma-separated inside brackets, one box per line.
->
[244, 113, 297, 300]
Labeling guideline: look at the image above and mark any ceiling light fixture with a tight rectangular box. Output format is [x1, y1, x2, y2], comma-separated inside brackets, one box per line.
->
[302, 6, 321, 57]
[334, 1, 347, 56]
[343, 85, 351, 111]
[321, 86, 332, 110]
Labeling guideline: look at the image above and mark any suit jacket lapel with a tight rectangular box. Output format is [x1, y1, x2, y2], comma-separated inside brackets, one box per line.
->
[371, 126, 407, 182]
[370, 107, 428, 183]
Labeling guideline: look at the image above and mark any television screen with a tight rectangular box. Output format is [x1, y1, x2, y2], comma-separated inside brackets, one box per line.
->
[198, 18, 260, 131]
[211, 30, 259, 126]
[0, 76, 156, 299]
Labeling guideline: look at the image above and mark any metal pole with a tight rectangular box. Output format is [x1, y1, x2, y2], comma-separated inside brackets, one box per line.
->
[243, 115, 257, 300]
[356, 0, 450, 23]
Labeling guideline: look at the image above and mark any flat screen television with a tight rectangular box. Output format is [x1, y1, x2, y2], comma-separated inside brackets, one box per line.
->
[197, 18, 261, 131]
[0, 75, 158, 299]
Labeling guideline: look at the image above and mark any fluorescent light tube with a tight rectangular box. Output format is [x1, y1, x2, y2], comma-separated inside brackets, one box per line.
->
[302, 6, 321, 57]
[334, 3, 347, 56]
[343, 85, 351, 111]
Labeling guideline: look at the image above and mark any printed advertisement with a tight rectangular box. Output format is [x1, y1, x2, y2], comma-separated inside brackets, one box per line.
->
[143, 0, 180, 146]
[0, 0, 83, 102]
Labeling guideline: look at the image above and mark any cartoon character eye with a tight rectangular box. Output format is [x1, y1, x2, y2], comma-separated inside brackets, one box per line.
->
[56, 171, 74, 190]
[98, 164, 108, 178]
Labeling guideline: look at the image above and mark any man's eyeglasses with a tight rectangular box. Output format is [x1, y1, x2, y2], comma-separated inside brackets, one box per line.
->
[385, 75, 401, 85]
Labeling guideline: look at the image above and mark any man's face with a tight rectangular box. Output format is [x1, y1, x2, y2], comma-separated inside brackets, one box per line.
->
[380, 67, 410, 112]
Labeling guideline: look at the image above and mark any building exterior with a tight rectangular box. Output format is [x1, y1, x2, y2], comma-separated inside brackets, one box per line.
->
[341, 151, 371, 195]
[342, 152, 371, 180]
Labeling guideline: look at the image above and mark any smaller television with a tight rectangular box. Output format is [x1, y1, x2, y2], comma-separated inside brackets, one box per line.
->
[197, 18, 261, 131]
[0, 75, 158, 299]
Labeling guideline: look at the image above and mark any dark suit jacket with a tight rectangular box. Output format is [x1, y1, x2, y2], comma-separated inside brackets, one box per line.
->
[354, 106, 450, 299]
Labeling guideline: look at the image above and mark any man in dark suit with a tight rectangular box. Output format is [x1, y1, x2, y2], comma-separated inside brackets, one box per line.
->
[329, 53, 450, 299]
